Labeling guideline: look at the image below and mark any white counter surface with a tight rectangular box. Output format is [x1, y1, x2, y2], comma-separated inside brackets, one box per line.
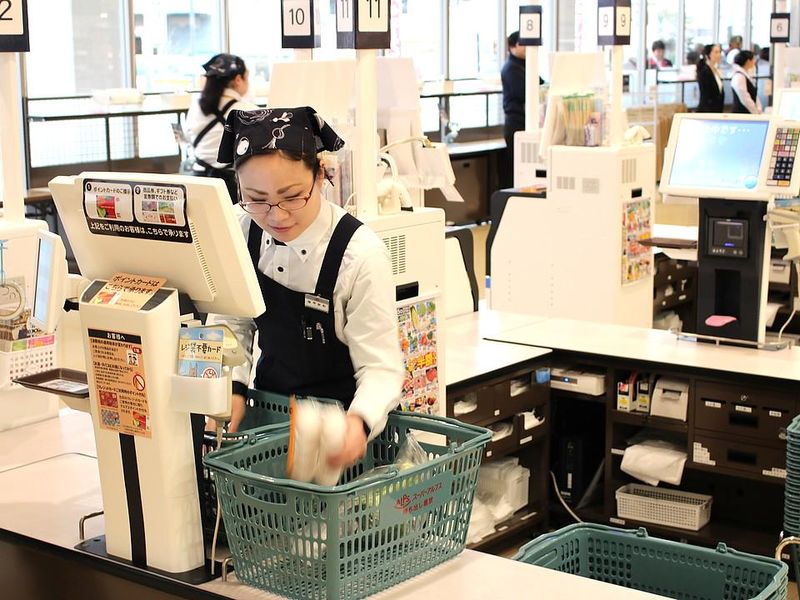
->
[445, 311, 550, 387]
[484, 313, 800, 382]
[0, 409, 663, 599]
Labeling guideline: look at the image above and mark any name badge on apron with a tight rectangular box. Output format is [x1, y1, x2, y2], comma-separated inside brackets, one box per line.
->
[304, 294, 330, 314]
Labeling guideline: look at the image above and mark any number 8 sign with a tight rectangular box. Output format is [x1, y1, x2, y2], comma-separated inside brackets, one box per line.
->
[0, 0, 29, 52]
[518, 5, 542, 47]
[597, 0, 631, 47]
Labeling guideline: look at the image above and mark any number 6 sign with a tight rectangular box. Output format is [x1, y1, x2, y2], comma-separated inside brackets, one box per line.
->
[771, 13, 790, 44]
[0, 0, 29, 52]
[597, 0, 631, 47]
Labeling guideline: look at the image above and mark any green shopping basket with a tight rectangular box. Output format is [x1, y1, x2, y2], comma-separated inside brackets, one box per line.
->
[513, 523, 787, 600]
[203, 409, 491, 600]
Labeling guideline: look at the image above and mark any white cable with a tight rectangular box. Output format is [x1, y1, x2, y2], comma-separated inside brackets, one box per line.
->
[779, 309, 796, 341]
[549, 470, 583, 523]
[378, 136, 432, 154]
[780, 262, 800, 341]
[210, 423, 224, 576]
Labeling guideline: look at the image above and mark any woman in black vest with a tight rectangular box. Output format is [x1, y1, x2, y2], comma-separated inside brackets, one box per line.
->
[731, 50, 763, 114]
[209, 107, 404, 467]
[185, 54, 255, 202]
[696, 44, 724, 113]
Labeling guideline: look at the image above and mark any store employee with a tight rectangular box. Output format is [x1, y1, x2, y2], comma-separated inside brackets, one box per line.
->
[185, 53, 256, 202]
[210, 107, 404, 467]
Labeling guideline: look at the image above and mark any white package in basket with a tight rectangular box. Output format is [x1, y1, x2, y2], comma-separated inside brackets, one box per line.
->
[0, 336, 59, 430]
[616, 483, 712, 531]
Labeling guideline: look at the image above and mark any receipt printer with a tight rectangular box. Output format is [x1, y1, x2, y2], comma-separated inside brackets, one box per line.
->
[651, 378, 690, 421]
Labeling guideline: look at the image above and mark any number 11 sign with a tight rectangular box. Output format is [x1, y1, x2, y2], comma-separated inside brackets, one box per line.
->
[336, 0, 391, 49]
[0, 0, 29, 52]
[597, 0, 631, 47]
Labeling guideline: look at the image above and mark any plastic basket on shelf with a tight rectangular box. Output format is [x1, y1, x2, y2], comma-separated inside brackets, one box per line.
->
[514, 523, 787, 600]
[616, 483, 712, 531]
[784, 415, 800, 536]
[203, 410, 491, 600]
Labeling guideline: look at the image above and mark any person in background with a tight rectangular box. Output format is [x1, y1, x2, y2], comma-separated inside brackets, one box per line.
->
[731, 50, 763, 114]
[726, 36, 743, 65]
[208, 107, 404, 465]
[648, 40, 673, 69]
[501, 31, 544, 187]
[696, 44, 725, 113]
[185, 53, 256, 203]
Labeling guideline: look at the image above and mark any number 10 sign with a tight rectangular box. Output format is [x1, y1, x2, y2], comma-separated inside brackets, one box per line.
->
[0, 0, 29, 52]
[281, 0, 321, 49]
[597, 0, 631, 47]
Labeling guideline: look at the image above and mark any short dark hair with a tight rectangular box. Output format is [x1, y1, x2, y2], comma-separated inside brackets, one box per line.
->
[508, 31, 520, 48]
[652, 40, 666, 52]
[734, 49, 755, 67]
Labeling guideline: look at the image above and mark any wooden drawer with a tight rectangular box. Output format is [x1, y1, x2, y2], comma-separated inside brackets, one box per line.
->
[494, 374, 549, 420]
[484, 418, 517, 460]
[448, 387, 496, 425]
[515, 413, 547, 449]
[694, 381, 796, 444]
[691, 434, 786, 481]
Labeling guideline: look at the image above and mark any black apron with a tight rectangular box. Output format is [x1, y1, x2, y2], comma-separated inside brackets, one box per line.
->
[732, 72, 758, 114]
[247, 213, 361, 405]
[193, 98, 238, 202]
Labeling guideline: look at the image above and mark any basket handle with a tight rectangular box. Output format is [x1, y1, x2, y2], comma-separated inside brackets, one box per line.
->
[392, 410, 492, 453]
[226, 464, 401, 492]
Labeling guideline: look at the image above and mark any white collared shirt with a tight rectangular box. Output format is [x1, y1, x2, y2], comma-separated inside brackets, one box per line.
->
[731, 64, 763, 114]
[209, 200, 404, 437]
[184, 89, 257, 170]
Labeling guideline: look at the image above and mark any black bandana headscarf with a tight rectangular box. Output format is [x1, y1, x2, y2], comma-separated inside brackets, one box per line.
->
[217, 106, 345, 168]
[202, 53, 246, 79]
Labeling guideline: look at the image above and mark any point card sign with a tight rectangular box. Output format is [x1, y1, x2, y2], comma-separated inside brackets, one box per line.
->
[518, 5, 543, 47]
[336, 0, 390, 50]
[281, 0, 321, 49]
[0, 0, 29, 52]
[597, 0, 631, 47]
[771, 13, 791, 44]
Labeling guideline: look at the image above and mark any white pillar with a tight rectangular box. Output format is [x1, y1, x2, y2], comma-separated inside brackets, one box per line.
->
[294, 48, 313, 61]
[525, 46, 540, 132]
[774, 43, 786, 94]
[354, 49, 378, 219]
[609, 45, 624, 148]
[0, 53, 25, 222]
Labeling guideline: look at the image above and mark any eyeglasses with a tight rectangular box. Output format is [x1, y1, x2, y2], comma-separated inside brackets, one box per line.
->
[239, 173, 315, 215]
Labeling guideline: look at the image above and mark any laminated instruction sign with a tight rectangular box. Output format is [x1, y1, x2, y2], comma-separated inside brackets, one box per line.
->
[83, 179, 192, 243]
[88, 329, 151, 438]
[89, 272, 166, 311]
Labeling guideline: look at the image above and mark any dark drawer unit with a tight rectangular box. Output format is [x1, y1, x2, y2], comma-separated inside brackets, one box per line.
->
[484, 418, 518, 461]
[447, 388, 496, 425]
[694, 381, 797, 445]
[691, 433, 787, 482]
[515, 413, 548, 449]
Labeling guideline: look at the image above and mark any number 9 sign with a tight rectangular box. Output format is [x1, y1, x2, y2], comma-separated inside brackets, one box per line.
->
[597, 0, 632, 47]
[0, 0, 29, 52]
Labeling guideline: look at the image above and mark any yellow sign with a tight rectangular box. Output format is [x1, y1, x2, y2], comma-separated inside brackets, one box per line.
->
[89, 329, 151, 438]
[90, 272, 167, 311]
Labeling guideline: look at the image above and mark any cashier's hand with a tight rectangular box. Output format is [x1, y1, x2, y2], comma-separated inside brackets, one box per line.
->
[327, 414, 368, 468]
[205, 393, 246, 434]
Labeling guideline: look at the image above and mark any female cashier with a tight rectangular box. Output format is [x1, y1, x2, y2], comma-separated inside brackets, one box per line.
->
[211, 106, 404, 467]
[696, 44, 724, 113]
[731, 50, 763, 114]
[185, 53, 255, 202]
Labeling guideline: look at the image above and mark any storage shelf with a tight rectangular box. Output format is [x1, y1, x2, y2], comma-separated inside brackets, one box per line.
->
[607, 515, 779, 557]
[467, 507, 545, 552]
[550, 389, 607, 403]
[686, 460, 787, 486]
[610, 410, 688, 433]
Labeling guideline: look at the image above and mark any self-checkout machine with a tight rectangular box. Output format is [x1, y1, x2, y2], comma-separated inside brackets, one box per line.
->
[489, 0, 656, 328]
[46, 171, 264, 579]
[660, 113, 800, 346]
[0, 2, 71, 431]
